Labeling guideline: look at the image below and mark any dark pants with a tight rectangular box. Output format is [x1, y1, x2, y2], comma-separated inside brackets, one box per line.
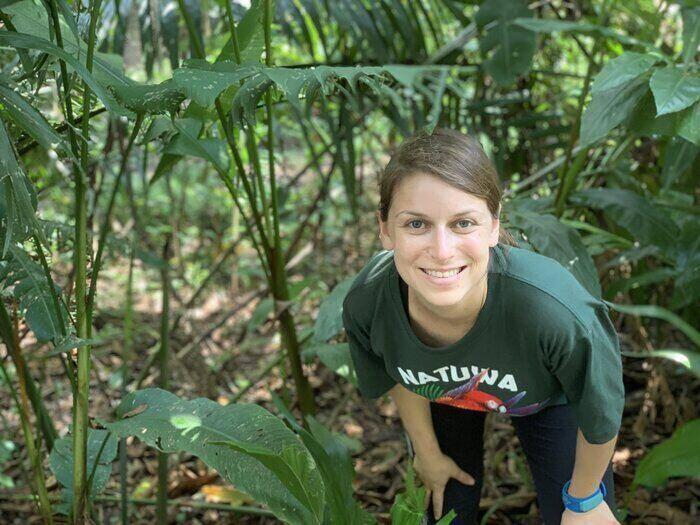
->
[418, 402, 617, 525]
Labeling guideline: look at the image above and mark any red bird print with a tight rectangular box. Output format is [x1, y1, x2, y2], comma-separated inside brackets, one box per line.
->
[435, 368, 548, 416]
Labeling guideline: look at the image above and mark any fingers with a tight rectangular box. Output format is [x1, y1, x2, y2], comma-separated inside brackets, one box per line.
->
[432, 487, 444, 520]
[423, 488, 430, 510]
[456, 468, 475, 486]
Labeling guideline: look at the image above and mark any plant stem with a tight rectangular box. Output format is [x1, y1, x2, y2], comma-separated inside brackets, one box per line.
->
[156, 236, 171, 524]
[73, 0, 102, 520]
[0, 302, 54, 524]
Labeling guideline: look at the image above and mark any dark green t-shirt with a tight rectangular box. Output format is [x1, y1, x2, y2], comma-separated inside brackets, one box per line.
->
[341, 243, 624, 444]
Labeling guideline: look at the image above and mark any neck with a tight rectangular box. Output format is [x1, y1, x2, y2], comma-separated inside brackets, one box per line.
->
[409, 270, 489, 325]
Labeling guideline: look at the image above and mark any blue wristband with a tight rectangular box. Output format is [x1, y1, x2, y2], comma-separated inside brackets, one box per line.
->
[561, 480, 606, 513]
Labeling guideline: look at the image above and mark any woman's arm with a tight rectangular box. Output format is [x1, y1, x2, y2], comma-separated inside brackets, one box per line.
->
[568, 430, 617, 497]
[389, 383, 475, 521]
[561, 431, 620, 524]
[388, 383, 441, 457]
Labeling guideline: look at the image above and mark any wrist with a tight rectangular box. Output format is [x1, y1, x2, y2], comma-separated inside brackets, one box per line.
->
[562, 479, 606, 513]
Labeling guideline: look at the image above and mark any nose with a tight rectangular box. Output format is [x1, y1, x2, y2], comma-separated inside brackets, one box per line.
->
[430, 225, 456, 262]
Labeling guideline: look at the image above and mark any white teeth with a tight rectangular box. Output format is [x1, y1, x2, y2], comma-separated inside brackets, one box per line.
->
[423, 267, 463, 278]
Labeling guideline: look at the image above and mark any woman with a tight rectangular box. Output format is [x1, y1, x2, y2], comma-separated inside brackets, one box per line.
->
[341, 129, 624, 525]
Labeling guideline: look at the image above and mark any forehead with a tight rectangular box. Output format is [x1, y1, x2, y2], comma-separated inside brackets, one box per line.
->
[391, 173, 489, 215]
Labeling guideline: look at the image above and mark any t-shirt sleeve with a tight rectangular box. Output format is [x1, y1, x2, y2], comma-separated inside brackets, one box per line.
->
[342, 299, 396, 400]
[542, 305, 625, 444]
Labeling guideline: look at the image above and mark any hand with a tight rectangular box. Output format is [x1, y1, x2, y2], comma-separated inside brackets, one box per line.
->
[561, 500, 620, 524]
[414, 451, 475, 520]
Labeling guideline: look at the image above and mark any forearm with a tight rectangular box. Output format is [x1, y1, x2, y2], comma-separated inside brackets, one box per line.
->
[388, 383, 441, 458]
[568, 429, 617, 497]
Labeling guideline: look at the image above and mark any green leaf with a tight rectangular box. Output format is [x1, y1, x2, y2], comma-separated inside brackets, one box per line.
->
[108, 80, 186, 115]
[662, 137, 698, 188]
[0, 245, 69, 342]
[0, 118, 44, 254]
[590, 52, 659, 94]
[633, 419, 700, 487]
[681, 7, 700, 66]
[0, 32, 130, 116]
[511, 18, 653, 49]
[390, 462, 458, 524]
[3, 0, 132, 94]
[606, 302, 700, 347]
[99, 388, 324, 525]
[302, 342, 358, 386]
[475, 0, 536, 86]
[313, 275, 356, 343]
[171, 63, 260, 107]
[0, 81, 71, 156]
[627, 93, 700, 145]
[165, 120, 229, 174]
[216, 0, 266, 64]
[507, 210, 601, 298]
[570, 188, 680, 252]
[269, 395, 373, 525]
[649, 67, 700, 116]
[580, 76, 649, 146]
[622, 348, 700, 378]
[48, 428, 118, 515]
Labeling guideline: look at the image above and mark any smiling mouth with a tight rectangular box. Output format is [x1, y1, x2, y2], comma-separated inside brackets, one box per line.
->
[420, 265, 468, 277]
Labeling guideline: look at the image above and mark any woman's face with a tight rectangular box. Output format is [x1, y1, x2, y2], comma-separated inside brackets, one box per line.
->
[377, 172, 500, 314]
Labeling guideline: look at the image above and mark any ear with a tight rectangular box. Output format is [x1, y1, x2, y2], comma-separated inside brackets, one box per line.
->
[376, 210, 395, 250]
[488, 210, 500, 248]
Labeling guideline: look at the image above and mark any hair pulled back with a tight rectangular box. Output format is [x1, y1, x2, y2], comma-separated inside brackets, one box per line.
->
[378, 128, 518, 247]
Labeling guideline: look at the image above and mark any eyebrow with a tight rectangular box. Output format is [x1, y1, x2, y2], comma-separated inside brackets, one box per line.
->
[395, 209, 481, 219]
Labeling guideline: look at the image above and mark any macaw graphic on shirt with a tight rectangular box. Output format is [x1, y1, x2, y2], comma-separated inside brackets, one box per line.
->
[415, 368, 549, 416]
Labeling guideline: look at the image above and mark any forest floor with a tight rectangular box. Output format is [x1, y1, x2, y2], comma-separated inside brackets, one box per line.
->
[1, 251, 698, 525]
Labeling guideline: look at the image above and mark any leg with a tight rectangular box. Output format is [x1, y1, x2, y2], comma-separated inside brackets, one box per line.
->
[510, 404, 617, 525]
[417, 402, 486, 525]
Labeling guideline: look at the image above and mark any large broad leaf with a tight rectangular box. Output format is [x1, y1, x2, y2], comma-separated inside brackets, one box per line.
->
[579, 76, 649, 146]
[313, 275, 356, 343]
[506, 210, 601, 298]
[633, 419, 700, 488]
[649, 67, 700, 116]
[628, 94, 700, 145]
[171, 63, 260, 107]
[99, 388, 325, 525]
[270, 393, 374, 525]
[0, 245, 69, 342]
[569, 188, 679, 253]
[589, 52, 659, 94]
[48, 429, 118, 515]
[474, 0, 536, 86]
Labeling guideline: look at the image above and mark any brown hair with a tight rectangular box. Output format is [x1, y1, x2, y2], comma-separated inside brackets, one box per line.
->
[378, 128, 518, 247]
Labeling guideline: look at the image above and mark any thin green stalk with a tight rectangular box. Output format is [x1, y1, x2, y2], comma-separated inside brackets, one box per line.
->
[119, 238, 135, 525]
[0, 303, 54, 524]
[73, 0, 102, 520]
[156, 236, 171, 525]
[263, 0, 314, 419]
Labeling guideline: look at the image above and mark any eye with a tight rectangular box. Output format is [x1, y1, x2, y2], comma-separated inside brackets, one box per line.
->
[407, 219, 424, 229]
[456, 219, 474, 228]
